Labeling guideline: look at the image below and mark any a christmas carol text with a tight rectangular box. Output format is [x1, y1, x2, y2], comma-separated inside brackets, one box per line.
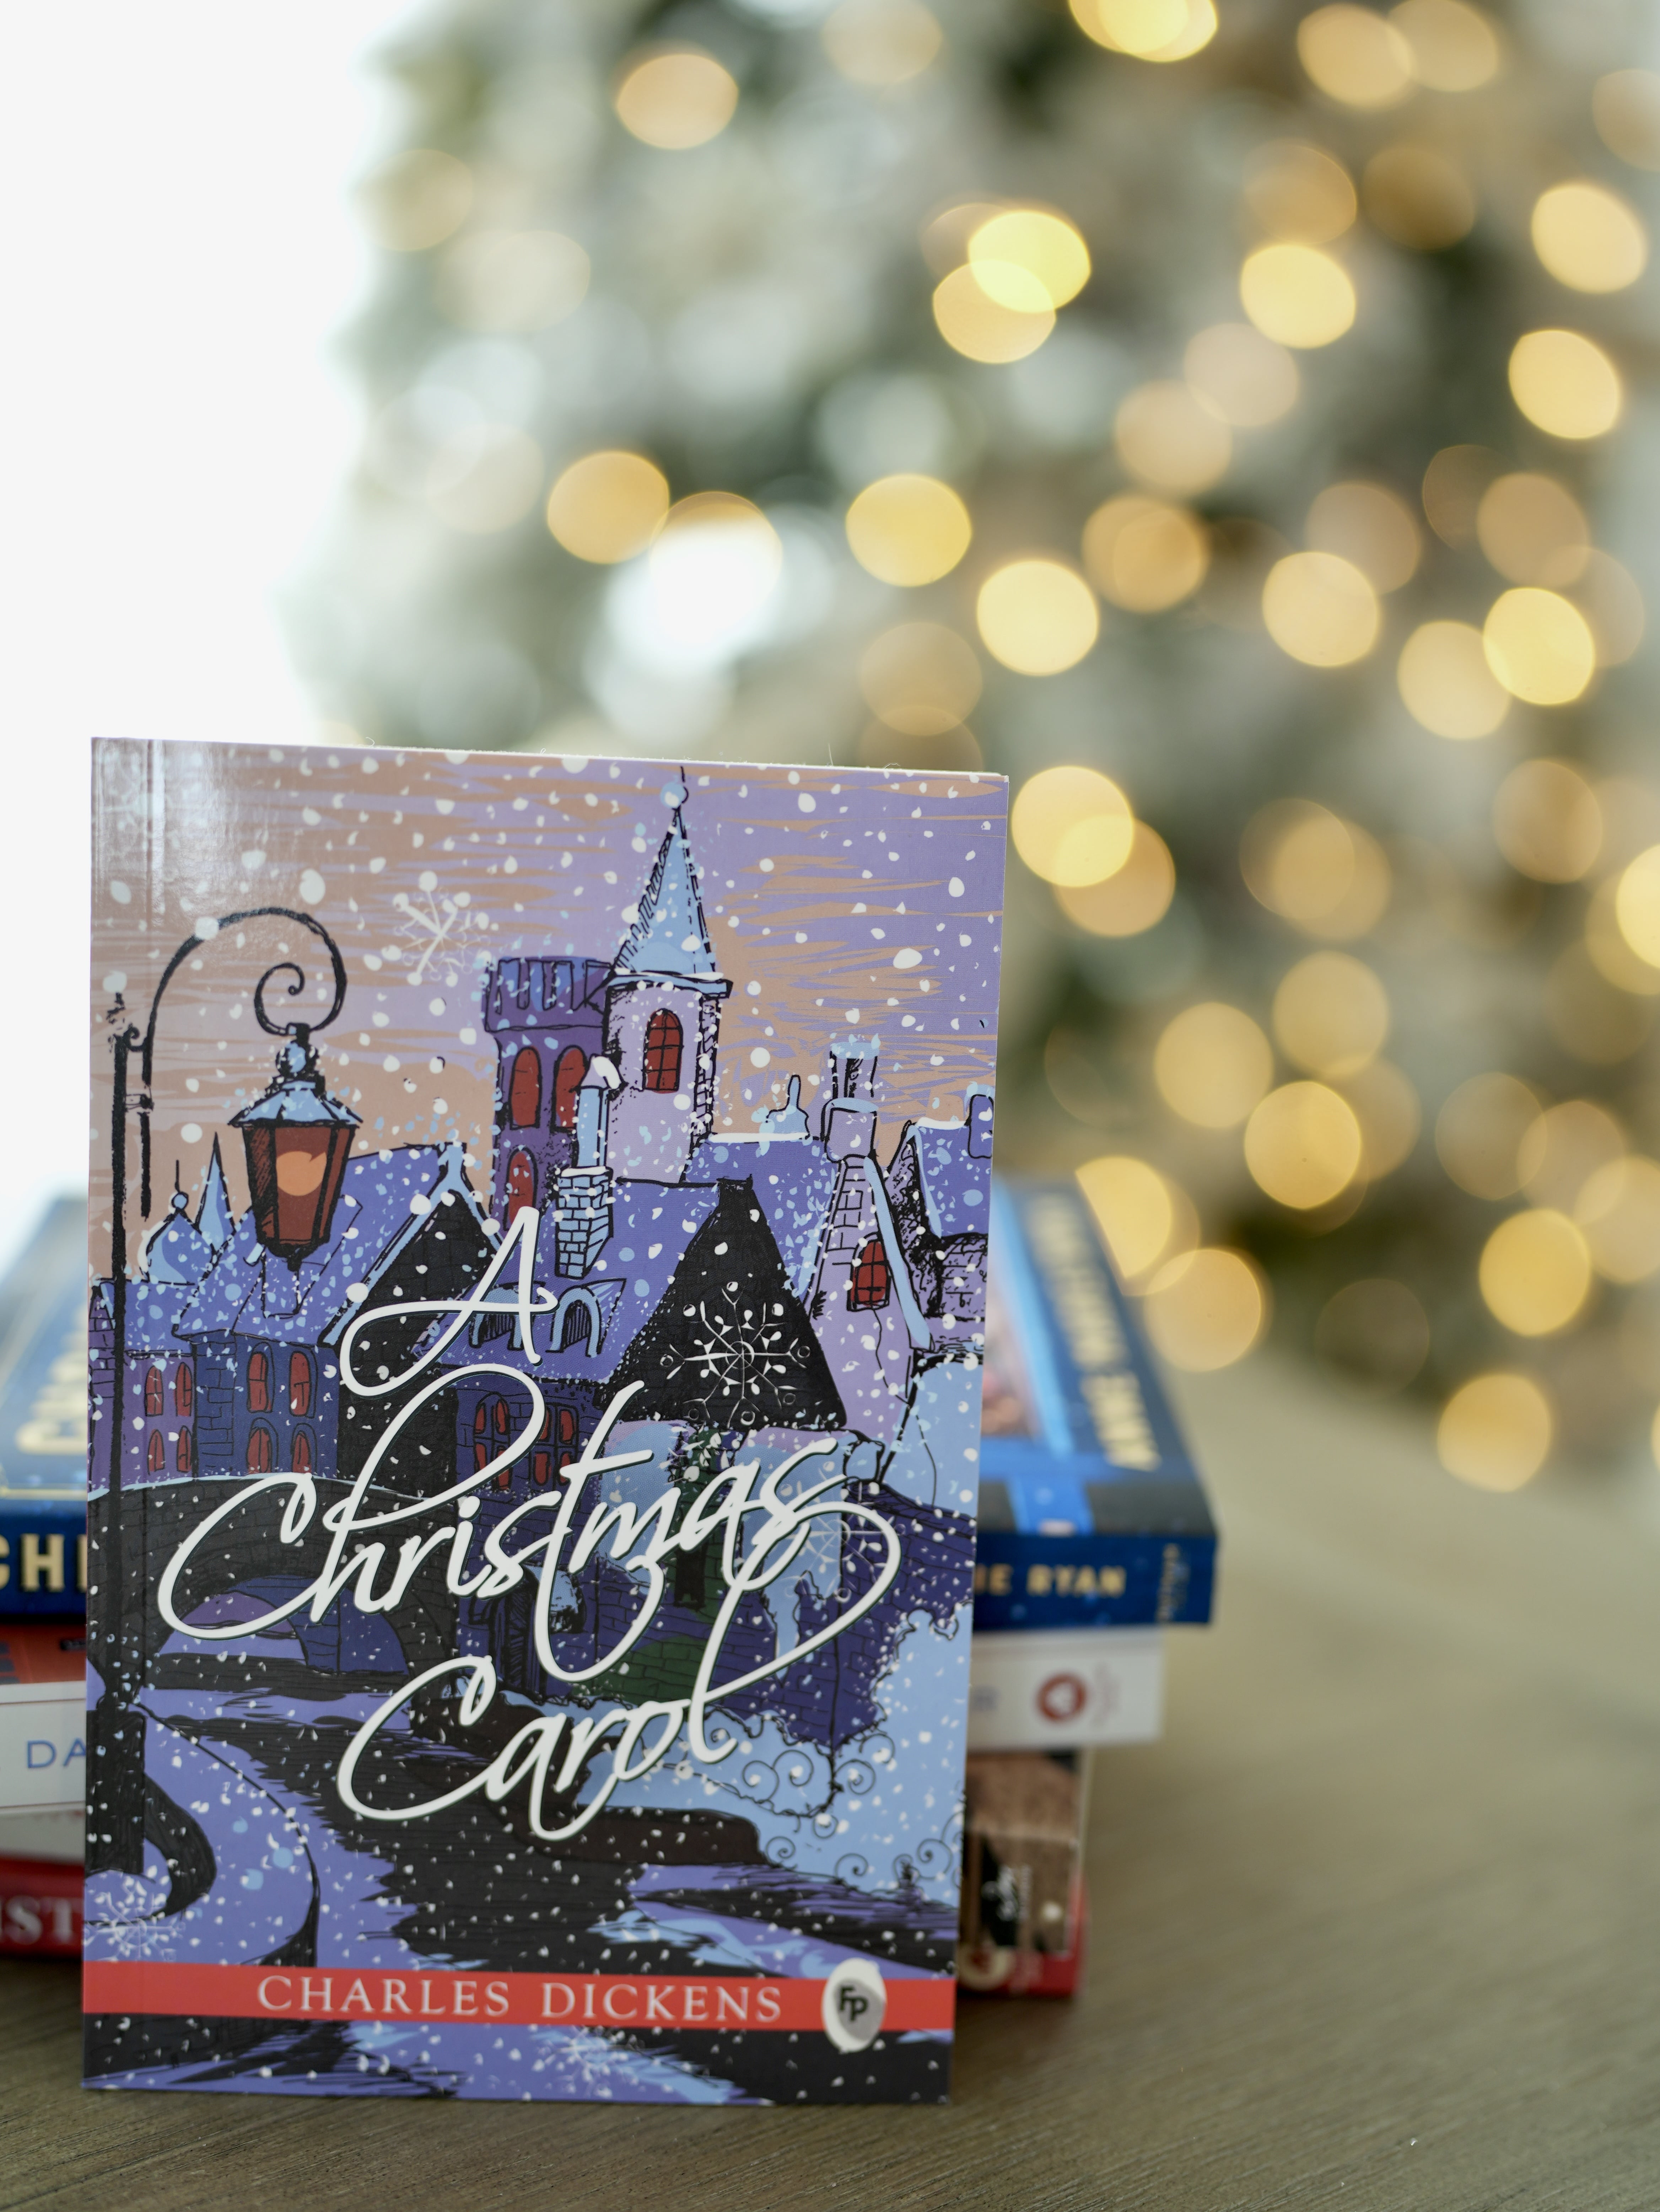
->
[156, 1207, 904, 1842]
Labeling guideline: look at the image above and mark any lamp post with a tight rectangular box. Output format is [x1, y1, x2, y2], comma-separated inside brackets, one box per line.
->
[90, 909, 352, 1877]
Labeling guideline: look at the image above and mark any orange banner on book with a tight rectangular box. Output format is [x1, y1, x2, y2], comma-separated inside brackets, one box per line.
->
[82, 1961, 955, 2036]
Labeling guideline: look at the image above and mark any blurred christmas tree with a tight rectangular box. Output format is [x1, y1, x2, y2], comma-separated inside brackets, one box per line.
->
[295, 0, 1660, 1487]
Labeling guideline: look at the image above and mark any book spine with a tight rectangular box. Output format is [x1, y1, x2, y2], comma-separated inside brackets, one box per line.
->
[972, 1530, 1215, 1630]
[0, 1504, 88, 1618]
[0, 1855, 83, 1957]
[0, 1685, 86, 1813]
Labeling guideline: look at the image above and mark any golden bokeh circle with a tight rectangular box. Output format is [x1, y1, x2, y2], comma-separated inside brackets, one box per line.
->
[978, 560, 1100, 675]
[1438, 1374, 1552, 1490]
[1478, 1209, 1592, 1336]
[844, 475, 972, 586]
[1244, 1080, 1365, 1208]
[545, 451, 670, 564]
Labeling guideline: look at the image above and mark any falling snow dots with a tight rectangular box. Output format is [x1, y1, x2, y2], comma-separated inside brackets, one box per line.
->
[893, 949, 923, 969]
[102, 972, 126, 996]
[798, 793, 817, 814]
[750, 1048, 772, 1067]
[180, 1123, 202, 1144]
[109, 881, 131, 905]
[299, 870, 326, 905]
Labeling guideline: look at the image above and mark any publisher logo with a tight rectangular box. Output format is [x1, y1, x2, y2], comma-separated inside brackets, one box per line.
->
[1036, 1670, 1088, 1723]
[821, 1959, 886, 2052]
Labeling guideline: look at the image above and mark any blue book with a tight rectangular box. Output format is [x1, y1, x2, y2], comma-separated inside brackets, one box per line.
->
[0, 1197, 89, 1620]
[976, 1178, 1217, 1631]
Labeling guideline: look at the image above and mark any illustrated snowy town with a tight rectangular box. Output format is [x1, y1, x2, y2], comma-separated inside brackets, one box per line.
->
[84, 791, 998, 2102]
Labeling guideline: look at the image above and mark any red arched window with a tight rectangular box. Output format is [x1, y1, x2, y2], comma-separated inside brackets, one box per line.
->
[174, 1365, 194, 1417]
[505, 1150, 536, 1219]
[146, 1429, 166, 1474]
[176, 1427, 193, 1475]
[247, 1349, 271, 1412]
[554, 1046, 586, 1131]
[247, 1424, 275, 1474]
[508, 1047, 542, 1129]
[849, 1236, 892, 1312]
[532, 1447, 551, 1486]
[557, 1403, 578, 1471]
[474, 1396, 515, 1483]
[144, 1367, 163, 1417]
[292, 1430, 313, 1475]
[643, 1009, 683, 1094]
[289, 1352, 312, 1417]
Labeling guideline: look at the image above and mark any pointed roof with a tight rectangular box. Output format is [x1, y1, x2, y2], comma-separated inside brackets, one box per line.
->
[142, 1185, 213, 1287]
[611, 806, 729, 998]
[196, 1136, 235, 1251]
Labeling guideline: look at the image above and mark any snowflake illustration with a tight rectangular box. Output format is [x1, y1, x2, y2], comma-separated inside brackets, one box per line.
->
[667, 1287, 809, 1428]
[392, 880, 490, 986]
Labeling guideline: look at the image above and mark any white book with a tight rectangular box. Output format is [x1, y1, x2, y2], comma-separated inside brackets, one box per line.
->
[967, 1626, 1163, 1751]
[0, 1677, 86, 1814]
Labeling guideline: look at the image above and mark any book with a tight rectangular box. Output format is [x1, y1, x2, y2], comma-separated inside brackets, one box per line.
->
[974, 1178, 1218, 1633]
[0, 1621, 86, 1812]
[0, 1854, 83, 1957]
[956, 1751, 1088, 1998]
[82, 736, 1006, 2107]
[0, 1196, 90, 1618]
[0, 1809, 85, 1863]
[967, 1626, 1162, 1752]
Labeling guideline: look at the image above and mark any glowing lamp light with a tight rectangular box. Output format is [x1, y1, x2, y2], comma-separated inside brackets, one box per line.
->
[233, 1032, 360, 1265]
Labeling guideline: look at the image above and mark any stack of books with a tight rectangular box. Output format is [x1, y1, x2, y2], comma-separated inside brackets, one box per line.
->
[0, 1197, 90, 1958]
[0, 1178, 1214, 1999]
[958, 1176, 1217, 1996]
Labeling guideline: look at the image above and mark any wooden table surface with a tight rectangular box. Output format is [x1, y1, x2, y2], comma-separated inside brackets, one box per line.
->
[6, 1353, 1658, 2211]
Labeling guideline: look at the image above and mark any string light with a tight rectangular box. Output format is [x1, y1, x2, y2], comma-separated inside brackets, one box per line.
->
[844, 474, 971, 585]
[977, 561, 1100, 674]
[1141, 1249, 1268, 1370]
[1508, 330, 1623, 440]
[1531, 182, 1648, 294]
[1082, 495, 1209, 611]
[614, 50, 738, 149]
[1010, 765, 1133, 882]
[1478, 1208, 1592, 1335]
[1155, 1002, 1274, 1128]
[1240, 243, 1356, 348]
[546, 452, 669, 563]
[1297, 5, 1415, 107]
[1262, 551, 1379, 665]
[1438, 1374, 1552, 1489]
[1245, 1080, 1365, 1208]
[1482, 589, 1596, 706]
[1397, 619, 1509, 737]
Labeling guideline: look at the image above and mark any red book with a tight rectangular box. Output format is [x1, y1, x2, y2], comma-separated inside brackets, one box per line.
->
[0, 1622, 86, 1684]
[0, 1854, 82, 1957]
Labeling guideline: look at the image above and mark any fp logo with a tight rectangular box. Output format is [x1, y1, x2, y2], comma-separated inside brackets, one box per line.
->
[821, 1959, 886, 2053]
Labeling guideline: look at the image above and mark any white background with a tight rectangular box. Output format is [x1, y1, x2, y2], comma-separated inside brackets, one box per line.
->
[1, 2, 415, 1274]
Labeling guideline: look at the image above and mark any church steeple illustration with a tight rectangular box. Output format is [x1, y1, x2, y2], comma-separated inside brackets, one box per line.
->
[602, 794, 731, 1188]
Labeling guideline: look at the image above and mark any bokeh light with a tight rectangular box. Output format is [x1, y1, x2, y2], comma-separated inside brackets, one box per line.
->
[1012, 765, 1133, 885]
[614, 49, 738, 149]
[1155, 1002, 1275, 1128]
[1397, 619, 1509, 737]
[1391, 0, 1501, 91]
[1056, 824, 1176, 935]
[1115, 382, 1232, 494]
[859, 621, 982, 733]
[1240, 243, 1357, 348]
[1531, 181, 1648, 294]
[426, 425, 544, 533]
[358, 149, 473, 252]
[1298, 5, 1415, 107]
[1340, 1058, 1421, 1175]
[620, 492, 783, 667]
[1315, 1277, 1431, 1392]
[438, 230, 589, 333]
[1082, 495, 1208, 611]
[1272, 949, 1389, 1077]
[821, 0, 943, 86]
[1245, 1080, 1365, 1208]
[1438, 1373, 1552, 1489]
[1241, 800, 1391, 938]
[969, 210, 1091, 309]
[1508, 329, 1623, 440]
[932, 262, 1054, 362]
[1422, 444, 1505, 547]
[1142, 1248, 1269, 1370]
[977, 560, 1100, 675]
[1594, 69, 1660, 169]
[1305, 481, 1420, 592]
[844, 474, 971, 585]
[1586, 876, 1660, 997]
[1184, 323, 1300, 426]
[1479, 1208, 1592, 1336]
[1362, 143, 1477, 249]
[1517, 1099, 1625, 1211]
[1435, 1073, 1543, 1199]
[1242, 141, 1358, 242]
[546, 451, 669, 563]
[1570, 551, 1646, 667]
[1482, 588, 1595, 706]
[1615, 844, 1660, 971]
[1576, 1156, 1660, 1284]
[1491, 758, 1601, 882]
[1262, 551, 1379, 665]
[1072, 0, 1218, 60]
[1075, 1153, 1196, 1281]
[1475, 473, 1588, 586]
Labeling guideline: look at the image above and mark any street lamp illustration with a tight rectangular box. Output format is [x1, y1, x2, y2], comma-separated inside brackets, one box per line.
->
[90, 909, 351, 1876]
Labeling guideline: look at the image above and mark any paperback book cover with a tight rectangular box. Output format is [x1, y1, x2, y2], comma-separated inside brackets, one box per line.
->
[0, 1195, 91, 1618]
[974, 1178, 1217, 1633]
[83, 736, 1004, 2106]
